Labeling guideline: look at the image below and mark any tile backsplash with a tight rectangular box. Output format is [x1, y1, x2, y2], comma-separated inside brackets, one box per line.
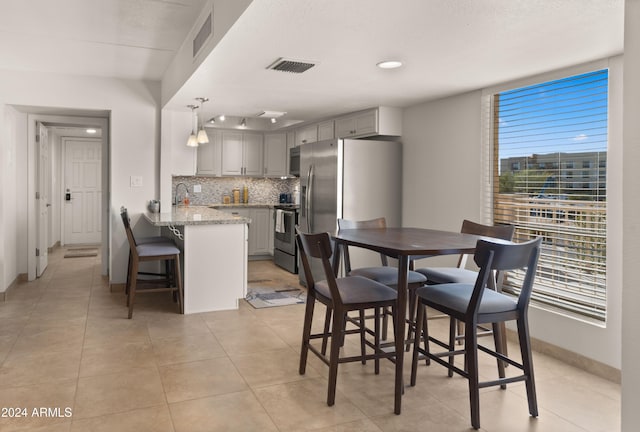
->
[172, 176, 300, 206]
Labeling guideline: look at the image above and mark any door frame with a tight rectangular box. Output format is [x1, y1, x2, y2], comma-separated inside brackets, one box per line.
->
[27, 114, 110, 280]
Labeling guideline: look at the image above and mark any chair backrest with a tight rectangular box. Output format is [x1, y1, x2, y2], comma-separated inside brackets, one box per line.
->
[469, 237, 542, 315]
[457, 220, 515, 269]
[337, 218, 388, 271]
[296, 227, 343, 305]
[120, 207, 138, 251]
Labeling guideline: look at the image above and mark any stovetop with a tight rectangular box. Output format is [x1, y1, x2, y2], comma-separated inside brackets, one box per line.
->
[274, 204, 300, 210]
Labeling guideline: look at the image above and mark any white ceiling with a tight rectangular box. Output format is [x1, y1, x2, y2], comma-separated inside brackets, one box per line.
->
[0, 0, 208, 81]
[0, 0, 625, 125]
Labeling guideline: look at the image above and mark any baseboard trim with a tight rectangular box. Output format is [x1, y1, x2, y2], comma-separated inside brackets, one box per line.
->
[506, 329, 620, 383]
[0, 274, 25, 302]
[48, 241, 61, 253]
[110, 283, 125, 293]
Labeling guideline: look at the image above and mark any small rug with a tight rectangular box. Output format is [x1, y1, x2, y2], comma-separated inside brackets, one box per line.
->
[64, 247, 98, 258]
[246, 286, 306, 308]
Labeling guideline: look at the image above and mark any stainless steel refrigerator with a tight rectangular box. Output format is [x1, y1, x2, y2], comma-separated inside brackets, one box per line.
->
[298, 138, 401, 286]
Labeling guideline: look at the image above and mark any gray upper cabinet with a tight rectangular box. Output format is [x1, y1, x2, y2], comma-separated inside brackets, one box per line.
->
[263, 133, 288, 177]
[221, 131, 263, 176]
[295, 124, 318, 146]
[196, 129, 222, 176]
[317, 120, 334, 141]
[335, 107, 402, 138]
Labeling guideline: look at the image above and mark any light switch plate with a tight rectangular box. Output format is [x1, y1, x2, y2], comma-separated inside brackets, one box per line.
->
[130, 176, 143, 187]
[193, 184, 202, 193]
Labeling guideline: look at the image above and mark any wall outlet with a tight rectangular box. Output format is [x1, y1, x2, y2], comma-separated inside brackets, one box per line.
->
[193, 184, 202, 193]
[130, 176, 143, 187]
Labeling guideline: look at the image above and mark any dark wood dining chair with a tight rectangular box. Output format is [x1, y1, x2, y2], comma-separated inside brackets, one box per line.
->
[414, 220, 515, 346]
[337, 218, 427, 345]
[296, 227, 398, 407]
[410, 237, 542, 429]
[120, 207, 183, 319]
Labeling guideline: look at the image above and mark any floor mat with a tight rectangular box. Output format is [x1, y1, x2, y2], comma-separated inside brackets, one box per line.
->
[64, 248, 98, 258]
[245, 286, 306, 308]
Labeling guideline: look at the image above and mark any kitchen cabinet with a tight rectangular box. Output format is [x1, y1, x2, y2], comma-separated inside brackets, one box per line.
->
[196, 129, 222, 175]
[249, 208, 271, 255]
[221, 131, 264, 176]
[317, 120, 334, 141]
[263, 133, 287, 177]
[295, 124, 318, 146]
[335, 107, 402, 138]
[219, 207, 272, 256]
[286, 131, 296, 175]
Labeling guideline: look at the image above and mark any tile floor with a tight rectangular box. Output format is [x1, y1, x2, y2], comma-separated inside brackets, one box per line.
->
[0, 248, 620, 431]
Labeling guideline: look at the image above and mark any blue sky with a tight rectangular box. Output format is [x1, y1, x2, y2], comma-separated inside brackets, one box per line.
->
[498, 69, 608, 161]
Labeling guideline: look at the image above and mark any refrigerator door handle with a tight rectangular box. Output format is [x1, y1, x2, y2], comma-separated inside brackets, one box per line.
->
[307, 164, 314, 232]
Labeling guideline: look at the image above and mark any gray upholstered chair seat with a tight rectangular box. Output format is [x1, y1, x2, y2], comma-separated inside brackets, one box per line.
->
[136, 243, 181, 257]
[349, 267, 427, 287]
[415, 267, 478, 284]
[316, 275, 397, 305]
[137, 235, 172, 245]
[415, 283, 516, 316]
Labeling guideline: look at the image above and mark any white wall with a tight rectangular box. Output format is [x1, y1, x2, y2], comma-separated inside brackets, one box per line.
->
[402, 58, 623, 370]
[622, 0, 640, 429]
[0, 106, 25, 289]
[0, 69, 161, 289]
[403, 90, 483, 268]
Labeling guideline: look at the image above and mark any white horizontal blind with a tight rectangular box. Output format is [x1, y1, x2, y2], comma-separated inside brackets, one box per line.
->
[492, 69, 608, 322]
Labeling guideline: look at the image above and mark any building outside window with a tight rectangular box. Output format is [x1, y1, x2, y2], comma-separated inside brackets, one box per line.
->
[491, 69, 608, 322]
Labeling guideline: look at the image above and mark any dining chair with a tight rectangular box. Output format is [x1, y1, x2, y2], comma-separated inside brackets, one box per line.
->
[414, 220, 515, 346]
[410, 237, 542, 430]
[296, 227, 398, 407]
[337, 218, 427, 345]
[120, 207, 183, 319]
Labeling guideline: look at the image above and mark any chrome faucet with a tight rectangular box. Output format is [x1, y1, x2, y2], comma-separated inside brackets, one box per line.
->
[174, 183, 189, 206]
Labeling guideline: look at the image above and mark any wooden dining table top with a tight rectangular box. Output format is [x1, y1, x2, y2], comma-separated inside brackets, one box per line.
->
[333, 227, 483, 257]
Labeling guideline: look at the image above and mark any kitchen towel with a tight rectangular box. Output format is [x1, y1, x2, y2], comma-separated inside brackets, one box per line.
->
[275, 209, 285, 233]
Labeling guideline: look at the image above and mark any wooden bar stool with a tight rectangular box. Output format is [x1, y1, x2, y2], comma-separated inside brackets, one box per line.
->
[120, 207, 183, 319]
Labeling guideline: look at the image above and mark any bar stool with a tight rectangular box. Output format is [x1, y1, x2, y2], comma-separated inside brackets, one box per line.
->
[120, 207, 183, 319]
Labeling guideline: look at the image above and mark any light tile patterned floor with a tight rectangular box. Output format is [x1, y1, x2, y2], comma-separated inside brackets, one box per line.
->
[0, 249, 620, 431]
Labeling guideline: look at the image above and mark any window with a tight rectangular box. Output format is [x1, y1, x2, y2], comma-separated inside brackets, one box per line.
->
[491, 69, 608, 322]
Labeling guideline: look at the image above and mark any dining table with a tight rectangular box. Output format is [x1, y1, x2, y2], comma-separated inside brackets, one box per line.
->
[331, 227, 483, 415]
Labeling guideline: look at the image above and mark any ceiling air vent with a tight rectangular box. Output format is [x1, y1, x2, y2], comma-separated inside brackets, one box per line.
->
[193, 13, 212, 58]
[267, 57, 316, 74]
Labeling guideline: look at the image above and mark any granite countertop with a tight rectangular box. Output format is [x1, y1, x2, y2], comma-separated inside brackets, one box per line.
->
[209, 203, 274, 209]
[144, 206, 251, 226]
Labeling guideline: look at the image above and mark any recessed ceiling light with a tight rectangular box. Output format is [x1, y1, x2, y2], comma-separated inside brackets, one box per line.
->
[219, 114, 226, 122]
[376, 60, 403, 69]
[86, 128, 97, 134]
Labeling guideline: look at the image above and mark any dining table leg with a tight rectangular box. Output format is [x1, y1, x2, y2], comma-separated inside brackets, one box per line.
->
[394, 255, 409, 414]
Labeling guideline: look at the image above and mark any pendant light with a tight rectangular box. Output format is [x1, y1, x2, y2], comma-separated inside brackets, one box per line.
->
[186, 104, 199, 147]
[195, 97, 210, 144]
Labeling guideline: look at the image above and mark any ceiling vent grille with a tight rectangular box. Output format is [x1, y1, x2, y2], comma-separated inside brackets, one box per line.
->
[193, 13, 212, 58]
[267, 58, 316, 74]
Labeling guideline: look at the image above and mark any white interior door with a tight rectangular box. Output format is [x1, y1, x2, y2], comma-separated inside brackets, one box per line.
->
[63, 138, 102, 245]
[36, 123, 50, 277]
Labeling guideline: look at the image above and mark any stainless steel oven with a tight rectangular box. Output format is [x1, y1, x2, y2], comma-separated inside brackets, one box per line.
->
[273, 205, 298, 273]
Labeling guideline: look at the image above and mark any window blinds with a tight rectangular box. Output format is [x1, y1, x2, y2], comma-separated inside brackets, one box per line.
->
[491, 69, 608, 322]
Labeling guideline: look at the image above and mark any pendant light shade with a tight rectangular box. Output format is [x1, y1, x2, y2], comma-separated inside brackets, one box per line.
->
[197, 127, 209, 144]
[186, 104, 199, 147]
[187, 132, 199, 147]
[195, 97, 210, 144]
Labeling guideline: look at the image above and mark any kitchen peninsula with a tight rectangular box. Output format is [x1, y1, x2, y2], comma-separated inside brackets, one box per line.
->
[144, 206, 250, 314]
